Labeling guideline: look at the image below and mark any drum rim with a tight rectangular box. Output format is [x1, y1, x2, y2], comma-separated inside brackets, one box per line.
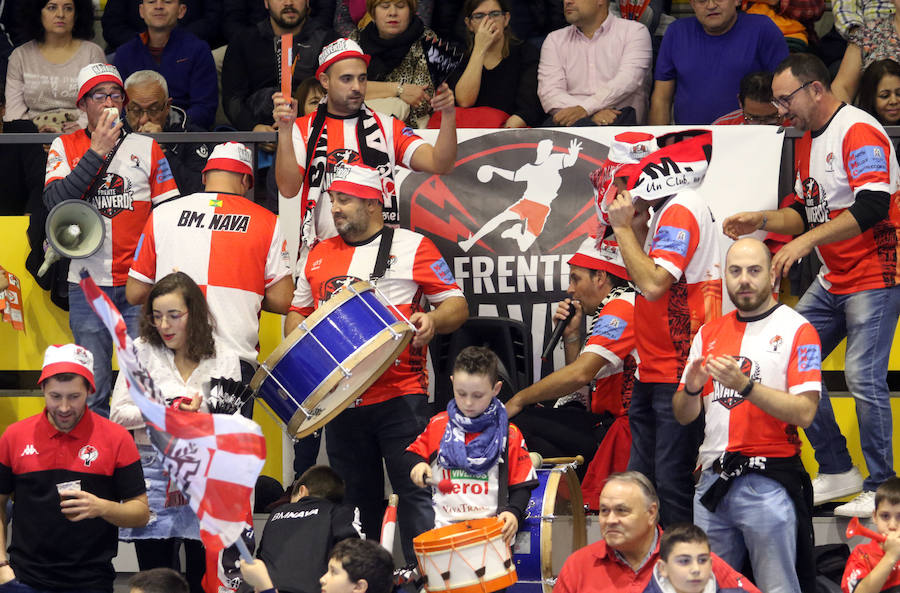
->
[249, 280, 378, 392]
[539, 464, 586, 593]
[287, 320, 413, 437]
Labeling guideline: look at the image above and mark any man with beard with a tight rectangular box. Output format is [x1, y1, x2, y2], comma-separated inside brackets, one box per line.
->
[672, 237, 821, 593]
[287, 162, 468, 564]
[273, 38, 458, 251]
[724, 53, 900, 518]
[222, 0, 337, 133]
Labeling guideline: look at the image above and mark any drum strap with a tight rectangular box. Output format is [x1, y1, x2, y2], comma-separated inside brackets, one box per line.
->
[370, 226, 395, 283]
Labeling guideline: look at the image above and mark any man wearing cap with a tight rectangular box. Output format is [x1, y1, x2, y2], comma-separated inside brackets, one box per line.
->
[126, 142, 294, 388]
[606, 130, 722, 526]
[273, 37, 459, 251]
[0, 344, 149, 592]
[505, 235, 638, 466]
[286, 161, 468, 563]
[672, 237, 820, 593]
[44, 63, 180, 418]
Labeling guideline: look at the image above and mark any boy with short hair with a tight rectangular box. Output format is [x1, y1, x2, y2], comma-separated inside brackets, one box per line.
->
[407, 346, 539, 544]
[256, 466, 362, 593]
[645, 524, 746, 593]
[842, 477, 900, 593]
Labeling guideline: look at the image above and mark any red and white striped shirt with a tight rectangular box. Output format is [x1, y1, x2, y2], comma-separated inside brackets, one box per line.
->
[680, 304, 822, 469]
[583, 288, 637, 416]
[45, 130, 179, 286]
[129, 192, 292, 363]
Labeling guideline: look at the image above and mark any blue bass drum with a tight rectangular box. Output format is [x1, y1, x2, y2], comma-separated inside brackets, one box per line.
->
[250, 280, 414, 437]
[509, 461, 587, 593]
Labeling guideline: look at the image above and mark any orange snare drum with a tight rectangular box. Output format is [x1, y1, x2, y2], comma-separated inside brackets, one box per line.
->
[414, 517, 517, 593]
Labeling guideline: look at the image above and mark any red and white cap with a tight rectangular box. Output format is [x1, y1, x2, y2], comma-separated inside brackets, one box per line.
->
[39, 344, 95, 393]
[76, 63, 124, 104]
[328, 162, 385, 203]
[202, 142, 254, 187]
[316, 38, 371, 78]
[591, 132, 657, 226]
[568, 236, 630, 281]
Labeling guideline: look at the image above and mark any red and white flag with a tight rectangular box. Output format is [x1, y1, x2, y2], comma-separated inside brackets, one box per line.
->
[79, 272, 266, 591]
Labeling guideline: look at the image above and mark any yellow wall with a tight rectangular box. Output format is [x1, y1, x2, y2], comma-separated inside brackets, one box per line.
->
[0, 216, 287, 481]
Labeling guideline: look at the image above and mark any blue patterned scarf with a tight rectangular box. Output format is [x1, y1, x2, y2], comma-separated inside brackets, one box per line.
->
[438, 398, 507, 474]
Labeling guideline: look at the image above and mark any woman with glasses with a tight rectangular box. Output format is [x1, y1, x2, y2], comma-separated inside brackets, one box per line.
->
[350, 0, 441, 127]
[4, 0, 104, 132]
[111, 271, 241, 593]
[449, 0, 543, 128]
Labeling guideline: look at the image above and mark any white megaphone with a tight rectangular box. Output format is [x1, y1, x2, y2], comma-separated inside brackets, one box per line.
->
[37, 200, 105, 277]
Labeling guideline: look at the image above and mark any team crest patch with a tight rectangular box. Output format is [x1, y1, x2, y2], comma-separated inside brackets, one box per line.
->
[591, 314, 627, 340]
[652, 226, 690, 257]
[78, 445, 98, 467]
[430, 258, 455, 284]
[92, 173, 134, 218]
[712, 356, 755, 410]
[848, 145, 888, 179]
[797, 345, 821, 372]
[320, 275, 363, 301]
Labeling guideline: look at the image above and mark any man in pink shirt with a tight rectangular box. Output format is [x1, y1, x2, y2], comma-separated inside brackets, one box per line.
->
[537, 0, 652, 126]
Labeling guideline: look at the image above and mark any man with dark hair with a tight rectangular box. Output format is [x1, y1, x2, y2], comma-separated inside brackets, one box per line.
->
[0, 344, 149, 592]
[44, 63, 179, 417]
[257, 465, 362, 593]
[113, 0, 218, 130]
[673, 237, 821, 593]
[130, 567, 190, 593]
[324, 539, 395, 593]
[713, 71, 784, 125]
[554, 472, 758, 593]
[725, 52, 900, 518]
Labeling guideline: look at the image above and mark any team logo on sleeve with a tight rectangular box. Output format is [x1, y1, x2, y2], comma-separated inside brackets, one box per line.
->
[712, 356, 756, 409]
[848, 145, 888, 179]
[652, 226, 690, 257]
[155, 158, 174, 184]
[430, 258, 455, 284]
[591, 314, 627, 340]
[796, 345, 821, 372]
[78, 445, 98, 467]
[46, 149, 63, 173]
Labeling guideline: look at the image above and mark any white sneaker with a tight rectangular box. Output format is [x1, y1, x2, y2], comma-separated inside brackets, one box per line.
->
[834, 491, 876, 517]
[812, 467, 863, 505]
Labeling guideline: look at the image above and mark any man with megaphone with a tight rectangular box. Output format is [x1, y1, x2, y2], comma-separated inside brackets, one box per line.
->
[43, 63, 180, 417]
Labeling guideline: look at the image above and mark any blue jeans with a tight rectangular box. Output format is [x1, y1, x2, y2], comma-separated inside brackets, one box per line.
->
[695, 469, 800, 593]
[67, 282, 139, 417]
[626, 380, 703, 526]
[797, 281, 900, 490]
[325, 394, 434, 564]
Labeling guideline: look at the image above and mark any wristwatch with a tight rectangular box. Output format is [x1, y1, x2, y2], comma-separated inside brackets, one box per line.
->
[738, 379, 755, 397]
[396, 83, 404, 97]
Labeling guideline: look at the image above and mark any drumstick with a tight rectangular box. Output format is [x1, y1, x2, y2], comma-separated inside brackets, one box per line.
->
[529, 452, 543, 468]
[540, 455, 585, 466]
[426, 476, 453, 494]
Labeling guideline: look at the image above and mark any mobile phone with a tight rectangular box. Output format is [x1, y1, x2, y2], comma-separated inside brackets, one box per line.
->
[104, 107, 119, 127]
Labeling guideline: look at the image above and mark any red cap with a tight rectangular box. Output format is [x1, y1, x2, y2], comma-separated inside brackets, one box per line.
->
[202, 142, 254, 187]
[316, 38, 371, 78]
[76, 63, 124, 104]
[568, 236, 630, 280]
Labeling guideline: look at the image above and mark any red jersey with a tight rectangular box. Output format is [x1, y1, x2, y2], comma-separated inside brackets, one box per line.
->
[583, 287, 637, 416]
[843, 540, 900, 593]
[406, 410, 537, 527]
[45, 130, 179, 286]
[130, 192, 291, 363]
[793, 104, 900, 293]
[680, 305, 822, 469]
[635, 189, 722, 383]
[290, 111, 426, 246]
[291, 227, 464, 406]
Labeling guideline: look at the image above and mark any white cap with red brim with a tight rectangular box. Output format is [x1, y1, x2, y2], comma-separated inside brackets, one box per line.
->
[328, 162, 386, 203]
[76, 63, 124, 104]
[316, 38, 371, 78]
[39, 344, 96, 393]
[202, 142, 254, 187]
[568, 236, 630, 281]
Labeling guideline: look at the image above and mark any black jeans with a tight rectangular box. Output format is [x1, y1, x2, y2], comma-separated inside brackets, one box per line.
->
[325, 394, 434, 564]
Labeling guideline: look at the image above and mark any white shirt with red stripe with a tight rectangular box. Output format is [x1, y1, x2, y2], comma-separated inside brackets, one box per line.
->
[406, 411, 537, 527]
[792, 104, 900, 293]
[635, 189, 723, 383]
[291, 111, 426, 247]
[291, 227, 464, 406]
[45, 130, 179, 286]
[582, 287, 637, 416]
[679, 304, 822, 469]
[129, 192, 292, 364]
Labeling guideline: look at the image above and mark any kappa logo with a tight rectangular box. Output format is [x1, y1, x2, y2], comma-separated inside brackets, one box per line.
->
[78, 445, 98, 467]
[20, 444, 37, 456]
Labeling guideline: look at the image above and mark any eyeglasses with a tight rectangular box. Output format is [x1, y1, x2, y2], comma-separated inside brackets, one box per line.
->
[150, 310, 187, 326]
[127, 103, 166, 118]
[771, 80, 813, 110]
[742, 111, 782, 124]
[469, 10, 506, 20]
[88, 91, 124, 103]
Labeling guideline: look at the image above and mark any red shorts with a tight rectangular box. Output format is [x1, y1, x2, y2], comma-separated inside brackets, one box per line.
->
[508, 199, 551, 236]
